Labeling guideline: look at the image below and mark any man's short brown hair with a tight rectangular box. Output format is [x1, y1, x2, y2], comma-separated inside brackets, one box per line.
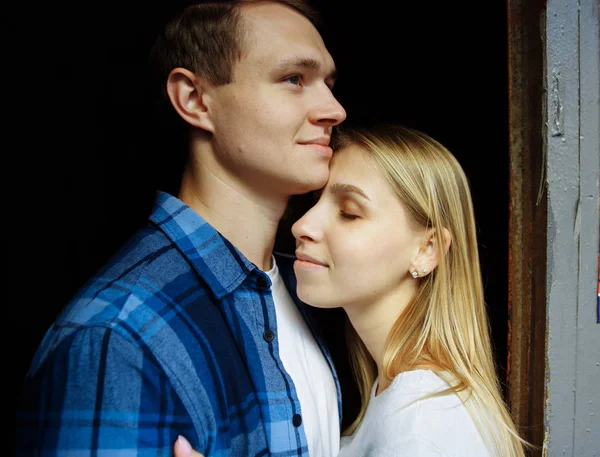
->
[149, 0, 322, 89]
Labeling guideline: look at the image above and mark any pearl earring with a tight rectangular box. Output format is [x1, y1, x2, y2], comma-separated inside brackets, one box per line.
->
[422, 268, 428, 274]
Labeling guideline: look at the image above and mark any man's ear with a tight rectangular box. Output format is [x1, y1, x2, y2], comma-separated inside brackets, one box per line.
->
[166, 67, 215, 132]
[410, 227, 452, 278]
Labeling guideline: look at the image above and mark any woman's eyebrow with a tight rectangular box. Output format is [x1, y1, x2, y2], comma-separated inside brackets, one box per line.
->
[329, 183, 370, 201]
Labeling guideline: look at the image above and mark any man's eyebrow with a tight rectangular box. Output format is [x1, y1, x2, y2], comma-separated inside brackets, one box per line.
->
[330, 183, 370, 200]
[275, 56, 338, 82]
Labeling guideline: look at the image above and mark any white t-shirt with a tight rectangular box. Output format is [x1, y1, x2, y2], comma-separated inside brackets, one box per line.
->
[338, 369, 493, 457]
[266, 258, 340, 457]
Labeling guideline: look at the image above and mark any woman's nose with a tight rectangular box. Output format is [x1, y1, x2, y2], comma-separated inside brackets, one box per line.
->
[292, 207, 323, 242]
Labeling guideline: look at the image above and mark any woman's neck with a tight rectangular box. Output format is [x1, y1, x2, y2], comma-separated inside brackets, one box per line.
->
[345, 286, 416, 395]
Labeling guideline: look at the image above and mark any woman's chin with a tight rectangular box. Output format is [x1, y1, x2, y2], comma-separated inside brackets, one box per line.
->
[297, 288, 338, 309]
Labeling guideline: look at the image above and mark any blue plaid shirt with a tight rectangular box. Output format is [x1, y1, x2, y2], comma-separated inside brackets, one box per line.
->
[16, 191, 341, 456]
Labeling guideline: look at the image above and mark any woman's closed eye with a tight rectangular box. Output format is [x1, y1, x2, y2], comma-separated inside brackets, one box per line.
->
[339, 210, 359, 220]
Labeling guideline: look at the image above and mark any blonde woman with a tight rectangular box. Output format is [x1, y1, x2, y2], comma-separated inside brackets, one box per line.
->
[173, 124, 528, 456]
[290, 124, 528, 456]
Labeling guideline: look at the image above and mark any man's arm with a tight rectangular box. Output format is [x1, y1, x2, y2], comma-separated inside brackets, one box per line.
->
[16, 326, 197, 456]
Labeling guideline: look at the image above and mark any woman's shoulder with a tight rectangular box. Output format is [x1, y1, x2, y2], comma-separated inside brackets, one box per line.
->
[390, 369, 450, 390]
[376, 370, 492, 456]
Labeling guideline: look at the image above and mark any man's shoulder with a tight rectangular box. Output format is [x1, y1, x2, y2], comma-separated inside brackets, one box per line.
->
[36, 225, 220, 359]
[72, 226, 196, 312]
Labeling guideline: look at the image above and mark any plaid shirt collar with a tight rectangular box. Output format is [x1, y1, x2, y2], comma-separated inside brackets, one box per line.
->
[149, 191, 258, 299]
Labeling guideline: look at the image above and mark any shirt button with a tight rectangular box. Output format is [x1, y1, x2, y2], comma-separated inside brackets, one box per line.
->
[257, 276, 269, 288]
[292, 414, 302, 427]
[263, 329, 274, 342]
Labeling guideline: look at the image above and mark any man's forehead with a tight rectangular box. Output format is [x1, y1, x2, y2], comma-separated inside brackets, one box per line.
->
[239, 2, 320, 48]
[239, 1, 306, 25]
[234, 3, 335, 77]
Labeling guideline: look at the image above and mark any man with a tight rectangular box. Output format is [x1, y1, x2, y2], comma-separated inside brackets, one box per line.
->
[15, 1, 346, 455]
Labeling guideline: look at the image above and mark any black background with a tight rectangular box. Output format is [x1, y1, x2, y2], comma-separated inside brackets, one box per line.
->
[14, 0, 508, 429]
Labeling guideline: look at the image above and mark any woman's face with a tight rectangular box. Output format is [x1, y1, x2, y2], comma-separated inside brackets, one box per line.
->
[292, 145, 423, 311]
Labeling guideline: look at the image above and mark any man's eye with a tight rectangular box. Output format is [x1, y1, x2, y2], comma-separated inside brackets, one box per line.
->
[339, 211, 359, 220]
[284, 75, 302, 86]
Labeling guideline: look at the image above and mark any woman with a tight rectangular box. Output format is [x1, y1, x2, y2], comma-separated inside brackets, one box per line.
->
[173, 124, 528, 456]
[291, 125, 528, 456]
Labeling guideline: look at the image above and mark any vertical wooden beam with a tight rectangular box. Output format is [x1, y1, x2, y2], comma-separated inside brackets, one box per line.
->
[506, 0, 547, 454]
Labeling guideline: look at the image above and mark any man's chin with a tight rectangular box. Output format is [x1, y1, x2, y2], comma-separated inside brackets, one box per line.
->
[291, 176, 329, 196]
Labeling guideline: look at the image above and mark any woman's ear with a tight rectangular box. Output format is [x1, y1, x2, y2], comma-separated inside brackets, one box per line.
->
[166, 68, 215, 132]
[410, 227, 452, 278]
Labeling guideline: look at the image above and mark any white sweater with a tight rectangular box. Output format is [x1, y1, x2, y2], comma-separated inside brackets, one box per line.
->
[338, 370, 493, 457]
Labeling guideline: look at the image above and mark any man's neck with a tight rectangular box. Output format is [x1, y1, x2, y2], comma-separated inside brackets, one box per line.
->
[178, 161, 288, 272]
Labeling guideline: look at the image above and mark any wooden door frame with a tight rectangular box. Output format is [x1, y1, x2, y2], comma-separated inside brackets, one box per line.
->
[506, 0, 547, 455]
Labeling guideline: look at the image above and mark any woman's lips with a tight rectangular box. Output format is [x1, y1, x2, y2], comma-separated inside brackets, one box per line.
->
[294, 251, 328, 269]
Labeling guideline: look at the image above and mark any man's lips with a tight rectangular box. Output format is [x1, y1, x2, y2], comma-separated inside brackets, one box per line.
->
[298, 143, 333, 158]
[298, 137, 332, 158]
[298, 137, 331, 147]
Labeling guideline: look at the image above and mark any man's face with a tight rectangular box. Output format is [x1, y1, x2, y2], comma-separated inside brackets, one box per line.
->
[208, 2, 346, 198]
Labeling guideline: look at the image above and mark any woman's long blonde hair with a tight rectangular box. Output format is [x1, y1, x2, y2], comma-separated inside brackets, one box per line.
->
[335, 125, 529, 457]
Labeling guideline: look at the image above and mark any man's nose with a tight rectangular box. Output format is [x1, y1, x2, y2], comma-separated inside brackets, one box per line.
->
[309, 89, 347, 127]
